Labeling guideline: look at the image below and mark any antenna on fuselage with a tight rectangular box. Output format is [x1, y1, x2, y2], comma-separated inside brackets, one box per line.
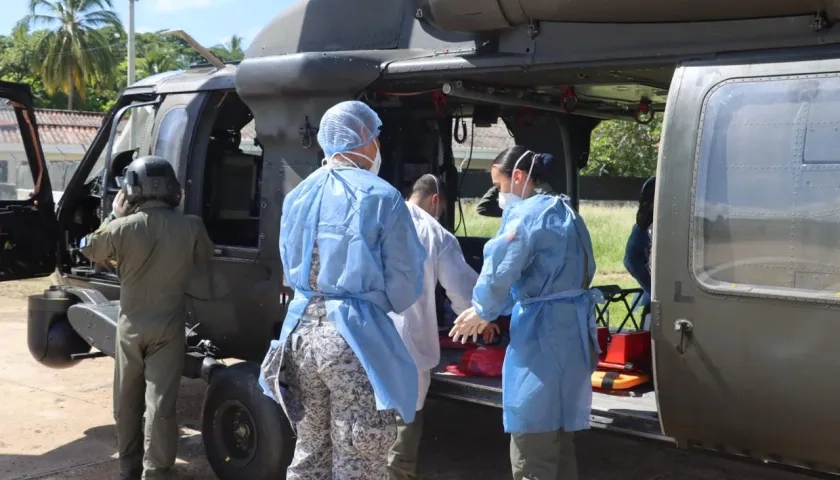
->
[160, 29, 226, 70]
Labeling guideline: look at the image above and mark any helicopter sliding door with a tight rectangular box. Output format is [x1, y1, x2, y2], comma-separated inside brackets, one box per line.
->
[654, 52, 840, 472]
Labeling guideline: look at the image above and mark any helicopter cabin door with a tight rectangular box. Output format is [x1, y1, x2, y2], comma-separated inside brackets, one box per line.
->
[653, 52, 840, 472]
[0, 81, 58, 281]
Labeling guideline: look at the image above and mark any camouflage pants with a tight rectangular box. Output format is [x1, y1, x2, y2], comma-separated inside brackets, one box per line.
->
[282, 317, 397, 479]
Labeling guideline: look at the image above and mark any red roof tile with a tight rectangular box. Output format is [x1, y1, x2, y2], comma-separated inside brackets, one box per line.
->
[0, 106, 108, 147]
[458, 118, 515, 150]
[0, 107, 512, 151]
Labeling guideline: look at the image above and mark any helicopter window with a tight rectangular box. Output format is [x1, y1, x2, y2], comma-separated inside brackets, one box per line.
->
[199, 95, 262, 248]
[153, 107, 189, 167]
[203, 150, 262, 246]
[692, 74, 840, 297]
[86, 103, 155, 184]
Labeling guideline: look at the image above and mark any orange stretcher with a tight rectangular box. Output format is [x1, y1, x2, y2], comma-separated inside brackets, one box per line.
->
[591, 370, 650, 390]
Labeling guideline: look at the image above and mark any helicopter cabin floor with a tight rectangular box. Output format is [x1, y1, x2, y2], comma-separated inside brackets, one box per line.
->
[430, 348, 667, 442]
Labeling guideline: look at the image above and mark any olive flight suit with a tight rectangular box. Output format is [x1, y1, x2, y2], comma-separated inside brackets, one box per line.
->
[80, 200, 213, 478]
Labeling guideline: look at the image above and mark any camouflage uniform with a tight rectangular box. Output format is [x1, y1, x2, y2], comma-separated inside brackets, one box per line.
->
[282, 318, 398, 479]
[80, 200, 213, 479]
[277, 158, 398, 479]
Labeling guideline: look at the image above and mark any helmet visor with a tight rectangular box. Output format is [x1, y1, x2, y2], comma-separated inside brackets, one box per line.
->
[115, 167, 133, 189]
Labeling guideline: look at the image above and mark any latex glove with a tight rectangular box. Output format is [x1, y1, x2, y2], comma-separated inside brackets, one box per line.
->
[112, 190, 130, 218]
[448, 306, 490, 344]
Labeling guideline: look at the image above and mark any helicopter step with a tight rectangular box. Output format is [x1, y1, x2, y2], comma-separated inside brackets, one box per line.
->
[431, 348, 668, 442]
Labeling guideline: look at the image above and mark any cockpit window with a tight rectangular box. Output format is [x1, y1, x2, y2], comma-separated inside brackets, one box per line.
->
[153, 107, 189, 169]
[85, 104, 154, 183]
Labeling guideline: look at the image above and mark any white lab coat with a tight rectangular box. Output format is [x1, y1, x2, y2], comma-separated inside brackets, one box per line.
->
[392, 202, 478, 411]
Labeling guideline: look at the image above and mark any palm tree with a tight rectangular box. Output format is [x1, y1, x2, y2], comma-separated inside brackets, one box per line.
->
[212, 35, 245, 62]
[141, 46, 181, 75]
[225, 35, 245, 59]
[24, 0, 123, 110]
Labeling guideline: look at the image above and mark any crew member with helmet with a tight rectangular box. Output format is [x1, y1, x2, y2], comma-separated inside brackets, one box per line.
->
[259, 100, 426, 479]
[79, 156, 214, 480]
[449, 146, 600, 480]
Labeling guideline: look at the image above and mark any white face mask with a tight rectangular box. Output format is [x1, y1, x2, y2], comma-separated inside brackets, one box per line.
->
[496, 151, 535, 211]
[326, 143, 381, 175]
[498, 190, 526, 211]
[370, 147, 382, 176]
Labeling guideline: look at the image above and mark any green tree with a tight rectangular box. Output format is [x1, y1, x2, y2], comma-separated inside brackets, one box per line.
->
[210, 34, 245, 62]
[140, 42, 182, 75]
[24, 0, 124, 110]
[585, 117, 661, 177]
[0, 23, 44, 82]
[1, 21, 248, 112]
[0, 24, 55, 106]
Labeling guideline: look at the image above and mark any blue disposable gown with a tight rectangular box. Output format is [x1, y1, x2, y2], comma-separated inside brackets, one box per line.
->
[473, 195, 600, 433]
[274, 165, 426, 422]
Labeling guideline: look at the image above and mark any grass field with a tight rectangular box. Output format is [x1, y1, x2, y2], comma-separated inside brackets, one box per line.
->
[455, 200, 643, 327]
[455, 200, 636, 283]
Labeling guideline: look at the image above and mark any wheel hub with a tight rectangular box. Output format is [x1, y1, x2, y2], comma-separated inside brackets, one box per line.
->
[214, 399, 258, 466]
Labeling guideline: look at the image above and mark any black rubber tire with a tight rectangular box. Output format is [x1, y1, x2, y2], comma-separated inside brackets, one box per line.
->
[201, 362, 294, 480]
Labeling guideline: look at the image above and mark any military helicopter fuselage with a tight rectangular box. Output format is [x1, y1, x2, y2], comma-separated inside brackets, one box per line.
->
[4, 0, 840, 478]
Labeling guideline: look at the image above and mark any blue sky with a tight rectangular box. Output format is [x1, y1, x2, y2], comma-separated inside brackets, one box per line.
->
[1, 0, 295, 49]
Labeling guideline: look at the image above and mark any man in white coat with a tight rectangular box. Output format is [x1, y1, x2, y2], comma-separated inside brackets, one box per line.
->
[387, 174, 479, 479]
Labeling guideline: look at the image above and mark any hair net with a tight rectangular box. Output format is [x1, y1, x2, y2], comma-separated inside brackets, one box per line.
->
[317, 100, 383, 158]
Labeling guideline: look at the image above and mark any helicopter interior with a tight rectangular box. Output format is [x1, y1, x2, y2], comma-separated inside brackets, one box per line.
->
[364, 76, 659, 426]
[55, 69, 657, 398]
[62, 91, 264, 280]
[46, 72, 660, 432]
[199, 93, 263, 248]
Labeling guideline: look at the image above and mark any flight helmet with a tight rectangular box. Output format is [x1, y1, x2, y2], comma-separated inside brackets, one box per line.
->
[116, 155, 182, 208]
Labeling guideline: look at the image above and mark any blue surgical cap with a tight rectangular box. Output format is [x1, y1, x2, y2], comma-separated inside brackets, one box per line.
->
[317, 100, 383, 158]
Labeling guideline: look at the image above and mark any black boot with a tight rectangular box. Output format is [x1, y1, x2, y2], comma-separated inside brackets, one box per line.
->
[119, 468, 142, 480]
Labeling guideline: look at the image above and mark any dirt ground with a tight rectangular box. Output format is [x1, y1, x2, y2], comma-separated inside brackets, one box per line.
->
[0, 285, 822, 480]
[0, 278, 54, 300]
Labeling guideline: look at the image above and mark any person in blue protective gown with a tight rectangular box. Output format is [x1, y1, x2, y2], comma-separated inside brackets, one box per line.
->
[449, 145, 600, 480]
[258, 100, 427, 479]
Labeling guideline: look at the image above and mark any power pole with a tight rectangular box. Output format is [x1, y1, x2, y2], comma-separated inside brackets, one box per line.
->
[128, 0, 136, 86]
[127, 0, 137, 149]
